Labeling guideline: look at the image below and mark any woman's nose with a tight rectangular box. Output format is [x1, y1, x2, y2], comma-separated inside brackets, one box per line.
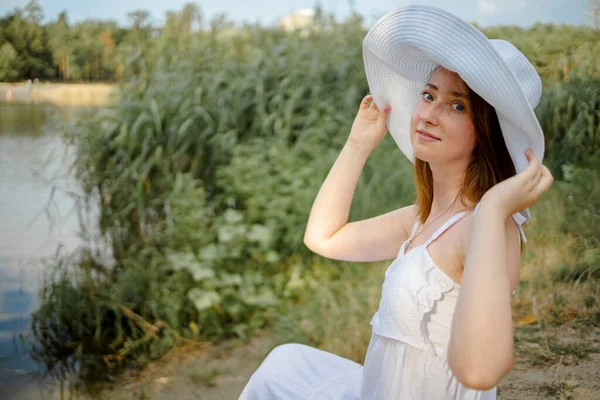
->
[420, 102, 441, 125]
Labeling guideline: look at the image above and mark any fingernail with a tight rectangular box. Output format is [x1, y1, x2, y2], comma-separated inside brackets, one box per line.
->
[384, 106, 391, 112]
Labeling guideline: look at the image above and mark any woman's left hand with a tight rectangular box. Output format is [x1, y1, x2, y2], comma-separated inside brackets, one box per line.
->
[482, 148, 554, 217]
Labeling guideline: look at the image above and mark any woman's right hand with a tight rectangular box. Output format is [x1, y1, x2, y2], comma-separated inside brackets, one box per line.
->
[347, 95, 391, 154]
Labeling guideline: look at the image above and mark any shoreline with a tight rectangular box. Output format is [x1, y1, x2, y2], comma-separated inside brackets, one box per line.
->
[0, 82, 118, 107]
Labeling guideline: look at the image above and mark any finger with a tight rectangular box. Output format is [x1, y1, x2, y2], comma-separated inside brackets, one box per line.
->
[528, 165, 552, 201]
[369, 99, 380, 111]
[530, 156, 542, 186]
[535, 161, 543, 184]
[376, 105, 391, 130]
[535, 165, 554, 196]
[522, 148, 541, 180]
[533, 173, 553, 201]
[531, 151, 545, 185]
[360, 95, 373, 110]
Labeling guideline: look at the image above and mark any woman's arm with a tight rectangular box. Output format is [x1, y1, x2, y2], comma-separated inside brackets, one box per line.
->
[451, 148, 553, 390]
[303, 140, 371, 246]
[303, 138, 417, 262]
[448, 148, 553, 389]
[304, 95, 397, 259]
[448, 198, 521, 390]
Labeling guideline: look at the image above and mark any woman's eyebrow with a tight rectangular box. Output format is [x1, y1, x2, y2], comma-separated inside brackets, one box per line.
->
[425, 83, 469, 100]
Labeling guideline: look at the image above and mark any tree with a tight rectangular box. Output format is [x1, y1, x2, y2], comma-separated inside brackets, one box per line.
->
[24, 0, 43, 24]
[0, 5, 55, 80]
[127, 9, 152, 45]
[47, 10, 73, 80]
[588, 0, 600, 27]
[0, 42, 19, 81]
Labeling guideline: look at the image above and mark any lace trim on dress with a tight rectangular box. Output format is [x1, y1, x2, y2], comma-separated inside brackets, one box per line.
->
[417, 253, 456, 326]
[413, 213, 468, 347]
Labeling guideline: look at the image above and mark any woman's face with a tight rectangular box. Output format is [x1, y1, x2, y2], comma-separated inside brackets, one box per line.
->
[409, 66, 477, 164]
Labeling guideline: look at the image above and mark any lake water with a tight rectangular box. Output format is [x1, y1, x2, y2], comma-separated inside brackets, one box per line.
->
[0, 103, 96, 384]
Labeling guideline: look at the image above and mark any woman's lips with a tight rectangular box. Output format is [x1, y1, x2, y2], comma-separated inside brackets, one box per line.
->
[417, 129, 441, 141]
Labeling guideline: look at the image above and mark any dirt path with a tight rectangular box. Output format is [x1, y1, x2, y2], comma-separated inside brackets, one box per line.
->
[96, 324, 600, 400]
[99, 330, 279, 400]
[12, 324, 599, 400]
[499, 354, 600, 400]
[499, 323, 600, 399]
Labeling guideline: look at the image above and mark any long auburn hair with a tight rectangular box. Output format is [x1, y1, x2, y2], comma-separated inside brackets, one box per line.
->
[412, 76, 525, 254]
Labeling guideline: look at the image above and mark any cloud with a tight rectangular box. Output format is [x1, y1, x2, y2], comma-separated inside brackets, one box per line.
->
[477, 0, 528, 16]
[477, 0, 498, 15]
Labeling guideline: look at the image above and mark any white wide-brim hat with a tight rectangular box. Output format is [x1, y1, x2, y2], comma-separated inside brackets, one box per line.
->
[363, 5, 545, 225]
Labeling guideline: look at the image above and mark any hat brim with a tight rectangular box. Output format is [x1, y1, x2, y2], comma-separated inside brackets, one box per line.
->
[363, 5, 542, 223]
[362, 5, 545, 175]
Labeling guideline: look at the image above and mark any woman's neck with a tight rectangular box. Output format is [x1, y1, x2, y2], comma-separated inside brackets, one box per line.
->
[429, 162, 472, 215]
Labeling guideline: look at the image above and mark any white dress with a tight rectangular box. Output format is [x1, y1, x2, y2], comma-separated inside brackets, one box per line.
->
[239, 205, 527, 399]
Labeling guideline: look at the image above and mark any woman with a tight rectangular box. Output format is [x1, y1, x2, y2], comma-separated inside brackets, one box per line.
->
[239, 5, 553, 399]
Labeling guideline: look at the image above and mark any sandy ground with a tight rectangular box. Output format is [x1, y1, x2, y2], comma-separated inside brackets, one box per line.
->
[11, 323, 598, 400]
[0, 82, 118, 106]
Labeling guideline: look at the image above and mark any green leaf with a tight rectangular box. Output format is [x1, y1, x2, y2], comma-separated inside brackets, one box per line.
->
[247, 224, 271, 246]
[199, 244, 219, 260]
[188, 288, 221, 311]
[223, 208, 244, 224]
[243, 287, 278, 307]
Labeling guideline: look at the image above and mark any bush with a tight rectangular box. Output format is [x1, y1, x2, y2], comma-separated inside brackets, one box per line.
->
[537, 76, 600, 178]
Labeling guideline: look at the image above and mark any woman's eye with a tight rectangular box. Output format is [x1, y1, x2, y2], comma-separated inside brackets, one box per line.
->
[452, 103, 465, 112]
[421, 91, 433, 101]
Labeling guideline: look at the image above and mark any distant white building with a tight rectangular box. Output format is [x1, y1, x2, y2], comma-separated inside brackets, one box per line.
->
[277, 9, 315, 33]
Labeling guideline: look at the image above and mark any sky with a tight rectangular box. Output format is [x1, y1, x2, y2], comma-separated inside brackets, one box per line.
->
[0, 0, 594, 28]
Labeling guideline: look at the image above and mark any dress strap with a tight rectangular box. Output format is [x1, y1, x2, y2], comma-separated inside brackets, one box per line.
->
[408, 220, 420, 240]
[423, 208, 474, 247]
[476, 202, 528, 244]
[511, 211, 528, 244]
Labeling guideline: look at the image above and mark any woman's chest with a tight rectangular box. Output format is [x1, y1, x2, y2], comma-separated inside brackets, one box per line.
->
[403, 233, 465, 285]
[373, 248, 460, 350]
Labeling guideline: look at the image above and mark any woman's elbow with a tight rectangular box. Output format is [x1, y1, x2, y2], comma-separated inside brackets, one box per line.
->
[449, 353, 514, 390]
[453, 370, 501, 391]
[303, 236, 326, 256]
